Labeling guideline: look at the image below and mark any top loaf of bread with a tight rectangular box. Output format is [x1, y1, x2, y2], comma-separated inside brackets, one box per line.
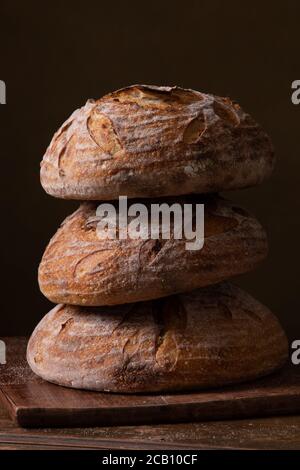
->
[40, 85, 274, 200]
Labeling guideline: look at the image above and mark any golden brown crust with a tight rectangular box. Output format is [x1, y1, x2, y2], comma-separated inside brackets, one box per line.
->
[27, 283, 288, 393]
[38, 195, 268, 306]
[40, 85, 274, 200]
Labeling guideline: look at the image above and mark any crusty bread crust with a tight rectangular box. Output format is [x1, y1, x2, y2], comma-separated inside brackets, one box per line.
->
[27, 283, 288, 393]
[40, 85, 274, 200]
[38, 195, 268, 306]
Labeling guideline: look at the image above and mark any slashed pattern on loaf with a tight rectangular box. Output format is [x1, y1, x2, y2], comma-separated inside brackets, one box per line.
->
[38, 196, 268, 306]
[27, 283, 288, 393]
[40, 85, 274, 200]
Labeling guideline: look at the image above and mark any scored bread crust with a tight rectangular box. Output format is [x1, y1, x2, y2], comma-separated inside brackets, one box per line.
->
[27, 283, 288, 393]
[40, 85, 274, 200]
[38, 195, 268, 306]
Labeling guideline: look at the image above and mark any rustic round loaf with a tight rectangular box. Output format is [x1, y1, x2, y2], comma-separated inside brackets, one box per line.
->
[40, 85, 274, 200]
[27, 283, 288, 393]
[38, 195, 268, 306]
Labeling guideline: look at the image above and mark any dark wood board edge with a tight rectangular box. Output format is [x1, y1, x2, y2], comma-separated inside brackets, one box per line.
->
[4, 389, 300, 428]
[0, 385, 19, 425]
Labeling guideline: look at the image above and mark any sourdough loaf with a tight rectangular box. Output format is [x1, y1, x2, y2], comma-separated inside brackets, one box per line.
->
[40, 85, 274, 200]
[38, 195, 268, 306]
[27, 283, 288, 393]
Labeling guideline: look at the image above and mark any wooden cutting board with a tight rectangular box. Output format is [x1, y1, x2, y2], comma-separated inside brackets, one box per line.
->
[0, 337, 300, 428]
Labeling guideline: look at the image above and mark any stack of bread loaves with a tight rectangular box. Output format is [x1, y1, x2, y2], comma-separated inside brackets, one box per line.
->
[27, 85, 288, 393]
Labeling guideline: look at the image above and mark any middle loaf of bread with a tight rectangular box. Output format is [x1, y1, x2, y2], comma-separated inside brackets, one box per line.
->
[38, 195, 268, 306]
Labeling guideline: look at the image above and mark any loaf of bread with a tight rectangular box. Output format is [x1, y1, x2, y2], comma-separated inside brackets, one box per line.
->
[27, 283, 288, 393]
[38, 195, 268, 306]
[40, 85, 274, 200]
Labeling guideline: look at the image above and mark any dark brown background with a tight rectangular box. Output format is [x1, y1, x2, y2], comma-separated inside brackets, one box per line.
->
[0, 1, 299, 338]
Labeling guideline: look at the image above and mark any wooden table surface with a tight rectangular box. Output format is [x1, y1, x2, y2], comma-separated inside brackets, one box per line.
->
[1, 400, 300, 450]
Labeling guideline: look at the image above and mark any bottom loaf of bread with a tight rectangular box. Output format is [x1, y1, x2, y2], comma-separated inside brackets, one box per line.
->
[27, 283, 288, 393]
